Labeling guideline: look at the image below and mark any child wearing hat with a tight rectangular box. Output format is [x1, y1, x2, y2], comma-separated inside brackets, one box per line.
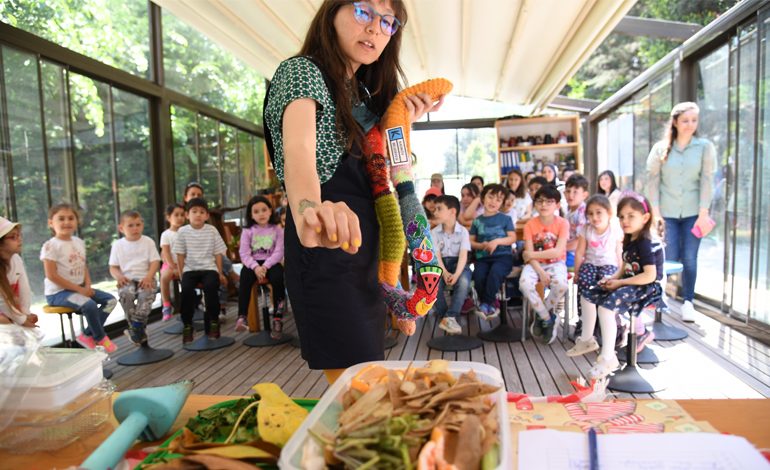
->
[0, 216, 37, 327]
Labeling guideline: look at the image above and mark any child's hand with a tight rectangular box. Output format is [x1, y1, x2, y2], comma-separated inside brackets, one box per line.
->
[447, 272, 458, 286]
[522, 250, 533, 263]
[442, 270, 452, 284]
[139, 276, 155, 290]
[22, 314, 39, 327]
[604, 278, 623, 291]
[80, 286, 95, 297]
[218, 272, 228, 286]
[485, 240, 499, 254]
[538, 270, 551, 286]
[116, 275, 130, 288]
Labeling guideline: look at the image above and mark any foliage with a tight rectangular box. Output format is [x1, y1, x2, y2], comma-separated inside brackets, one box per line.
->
[562, 0, 740, 101]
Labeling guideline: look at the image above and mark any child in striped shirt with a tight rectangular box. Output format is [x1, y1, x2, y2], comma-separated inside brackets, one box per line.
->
[172, 198, 227, 344]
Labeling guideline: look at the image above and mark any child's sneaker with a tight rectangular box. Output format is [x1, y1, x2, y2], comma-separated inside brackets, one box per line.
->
[588, 355, 620, 380]
[218, 310, 227, 325]
[96, 336, 118, 354]
[461, 297, 475, 315]
[486, 302, 500, 319]
[531, 313, 557, 345]
[439, 317, 462, 335]
[76, 333, 96, 350]
[275, 300, 286, 317]
[183, 325, 194, 344]
[124, 327, 147, 346]
[566, 337, 599, 357]
[208, 321, 221, 340]
[636, 329, 655, 353]
[475, 303, 491, 321]
[235, 316, 247, 332]
[270, 317, 283, 340]
[161, 305, 173, 321]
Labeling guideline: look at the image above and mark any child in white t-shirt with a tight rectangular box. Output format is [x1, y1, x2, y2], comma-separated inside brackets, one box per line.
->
[159, 203, 185, 321]
[109, 210, 161, 346]
[0, 217, 37, 327]
[41, 203, 117, 352]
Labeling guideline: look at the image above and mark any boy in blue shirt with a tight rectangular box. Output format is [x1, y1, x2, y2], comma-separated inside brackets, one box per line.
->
[564, 173, 589, 271]
[470, 184, 516, 320]
[431, 195, 472, 335]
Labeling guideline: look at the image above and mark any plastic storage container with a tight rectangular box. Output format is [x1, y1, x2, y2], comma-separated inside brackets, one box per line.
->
[8, 347, 106, 411]
[279, 360, 511, 469]
[0, 379, 115, 453]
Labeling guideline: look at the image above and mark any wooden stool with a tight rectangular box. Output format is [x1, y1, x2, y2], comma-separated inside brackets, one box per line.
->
[246, 279, 271, 333]
[43, 305, 84, 347]
[243, 277, 293, 347]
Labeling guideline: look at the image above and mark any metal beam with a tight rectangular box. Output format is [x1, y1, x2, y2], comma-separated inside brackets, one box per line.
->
[549, 95, 600, 113]
[614, 16, 702, 41]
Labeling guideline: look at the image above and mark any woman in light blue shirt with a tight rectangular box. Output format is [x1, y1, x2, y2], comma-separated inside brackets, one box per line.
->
[646, 102, 716, 322]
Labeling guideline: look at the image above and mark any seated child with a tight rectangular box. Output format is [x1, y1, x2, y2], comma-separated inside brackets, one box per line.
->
[237, 196, 286, 339]
[470, 184, 516, 320]
[0, 217, 37, 327]
[459, 183, 482, 228]
[41, 203, 117, 351]
[563, 174, 589, 271]
[566, 194, 623, 358]
[159, 203, 185, 321]
[109, 210, 161, 346]
[519, 185, 569, 344]
[525, 176, 548, 219]
[173, 198, 228, 344]
[501, 188, 518, 226]
[422, 189, 440, 228]
[430, 195, 471, 335]
[581, 193, 663, 379]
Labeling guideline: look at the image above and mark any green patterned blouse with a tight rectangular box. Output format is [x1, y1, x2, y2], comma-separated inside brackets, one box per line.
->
[264, 57, 345, 185]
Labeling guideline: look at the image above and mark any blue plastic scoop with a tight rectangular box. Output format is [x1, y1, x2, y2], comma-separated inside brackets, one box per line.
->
[82, 380, 193, 470]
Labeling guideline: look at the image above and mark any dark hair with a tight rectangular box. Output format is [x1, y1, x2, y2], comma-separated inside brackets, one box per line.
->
[585, 194, 613, 216]
[244, 195, 278, 228]
[185, 198, 209, 213]
[461, 182, 480, 198]
[528, 176, 548, 189]
[597, 170, 618, 196]
[435, 195, 460, 215]
[119, 210, 142, 222]
[505, 168, 526, 199]
[183, 182, 203, 200]
[617, 194, 653, 244]
[165, 203, 184, 216]
[422, 193, 438, 204]
[480, 183, 506, 200]
[542, 163, 560, 185]
[565, 173, 589, 191]
[471, 175, 484, 186]
[299, 0, 408, 152]
[0, 220, 21, 314]
[48, 203, 80, 223]
[534, 184, 562, 203]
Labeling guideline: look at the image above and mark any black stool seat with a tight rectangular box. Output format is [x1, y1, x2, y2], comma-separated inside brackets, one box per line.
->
[478, 276, 523, 343]
[184, 335, 235, 351]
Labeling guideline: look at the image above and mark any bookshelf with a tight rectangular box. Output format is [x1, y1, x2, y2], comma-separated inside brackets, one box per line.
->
[496, 115, 582, 180]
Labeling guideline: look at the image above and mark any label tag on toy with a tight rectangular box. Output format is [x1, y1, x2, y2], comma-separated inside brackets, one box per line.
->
[386, 126, 409, 166]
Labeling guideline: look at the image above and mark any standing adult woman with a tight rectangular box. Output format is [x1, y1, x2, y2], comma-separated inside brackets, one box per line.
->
[597, 170, 621, 212]
[646, 102, 716, 322]
[264, 0, 442, 384]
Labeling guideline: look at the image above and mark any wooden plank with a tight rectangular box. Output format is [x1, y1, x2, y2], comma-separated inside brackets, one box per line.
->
[521, 336, 560, 396]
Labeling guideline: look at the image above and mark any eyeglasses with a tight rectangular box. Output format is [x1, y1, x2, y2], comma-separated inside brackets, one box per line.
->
[534, 199, 557, 206]
[351, 2, 402, 36]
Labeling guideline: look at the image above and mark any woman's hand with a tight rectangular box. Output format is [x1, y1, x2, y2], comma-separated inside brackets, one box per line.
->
[694, 212, 715, 238]
[297, 200, 362, 254]
[405, 93, 444, 124]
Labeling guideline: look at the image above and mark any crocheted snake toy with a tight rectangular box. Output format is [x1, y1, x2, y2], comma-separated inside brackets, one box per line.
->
[362, 78, 453, 336]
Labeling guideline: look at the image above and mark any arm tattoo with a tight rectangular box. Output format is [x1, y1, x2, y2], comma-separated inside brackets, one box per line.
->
[298, 199, 318, 215]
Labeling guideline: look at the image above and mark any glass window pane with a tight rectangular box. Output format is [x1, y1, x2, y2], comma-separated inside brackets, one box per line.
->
[238, 131, 256, 205]
[69, 73, 117, 284]
[724, 35, 739, 310]
[41, 61, 74, 204]
[254, 137, 268, 191]
[1, 0, 150, 79]
[112, 88, 156, 240]
[198, 115, 220, 206]
[695, 44, 730, 305]
[171, 105, 199, 201]
[752, 12, 770, 324]
[3, 46, 49, 298]
[649, 71, 672, 146]
[732, 23, 757, 317]
[633, 87, 650, 193]
[412, 129, 458, 195]
[162, 10, 266, 123]
[220, 123, 240, 220]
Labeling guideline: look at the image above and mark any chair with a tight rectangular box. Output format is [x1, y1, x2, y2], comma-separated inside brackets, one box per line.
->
[243, 277, 293, 347]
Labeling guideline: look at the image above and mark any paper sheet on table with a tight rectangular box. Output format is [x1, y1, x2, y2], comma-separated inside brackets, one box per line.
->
[518, 429, 770, 470]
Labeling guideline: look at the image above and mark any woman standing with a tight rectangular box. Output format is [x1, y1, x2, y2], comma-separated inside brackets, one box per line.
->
[646, 102, 716, 322]
[264, 0, 441, 384]
[597, 170, 621, 212]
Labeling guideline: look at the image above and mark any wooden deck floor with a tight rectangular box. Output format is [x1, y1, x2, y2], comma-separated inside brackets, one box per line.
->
[107, 299, 770, 400]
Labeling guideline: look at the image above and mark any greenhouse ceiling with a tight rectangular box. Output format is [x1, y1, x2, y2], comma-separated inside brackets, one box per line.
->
[154, 0, 635, 115]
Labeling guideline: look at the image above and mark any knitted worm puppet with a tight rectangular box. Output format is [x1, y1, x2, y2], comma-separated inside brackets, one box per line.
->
[362, 78, 453, 336]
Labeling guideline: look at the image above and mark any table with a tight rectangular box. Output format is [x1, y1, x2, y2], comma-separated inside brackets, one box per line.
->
[3, 396, 768, 469]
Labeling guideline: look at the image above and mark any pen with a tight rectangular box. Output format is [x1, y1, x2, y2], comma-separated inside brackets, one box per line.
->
[588, 427, 599, 470]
